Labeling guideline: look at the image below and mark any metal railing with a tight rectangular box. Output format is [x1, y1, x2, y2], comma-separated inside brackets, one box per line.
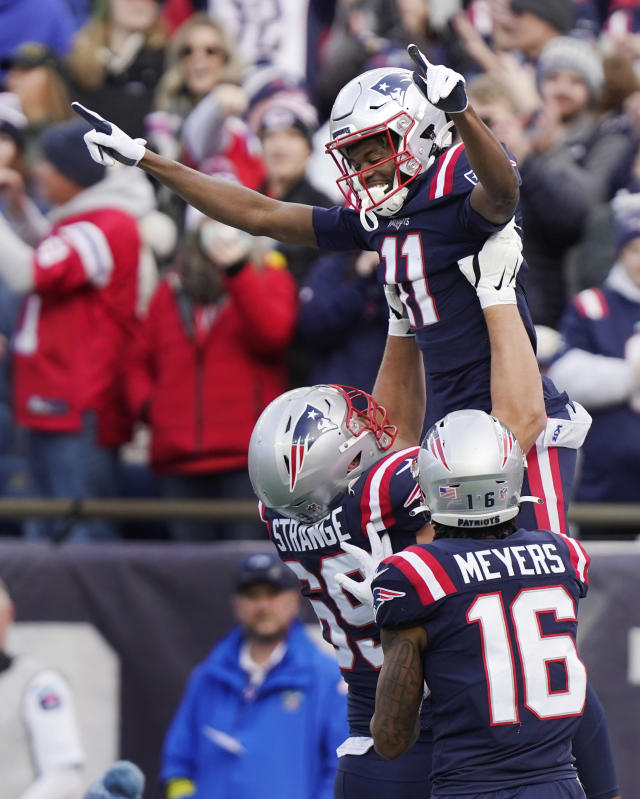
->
[0, 499, 637, 528]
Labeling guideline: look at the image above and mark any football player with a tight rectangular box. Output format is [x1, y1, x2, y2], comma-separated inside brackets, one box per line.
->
[248, 228, 544, 799]
[72, 47, 587, 537]
[368, 411, 595, 799]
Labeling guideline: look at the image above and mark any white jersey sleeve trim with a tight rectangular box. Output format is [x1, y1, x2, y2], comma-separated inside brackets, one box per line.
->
[58, 221, 114, 287]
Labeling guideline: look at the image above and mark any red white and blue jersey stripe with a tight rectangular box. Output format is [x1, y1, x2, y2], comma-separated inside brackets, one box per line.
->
[372, 529, 590, 793]
[311, 144, 534, 428]
[258, 446, 427, 735]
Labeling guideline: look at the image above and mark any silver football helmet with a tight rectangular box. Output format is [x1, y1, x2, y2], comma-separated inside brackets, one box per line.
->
[248, 385, 397, 525]
[326, 67, 453, 229]
[415, 409, 527, 527]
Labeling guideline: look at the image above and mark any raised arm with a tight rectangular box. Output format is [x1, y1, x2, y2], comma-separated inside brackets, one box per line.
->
[71, 102, 318, 246]
[370, 625, 426, 759]
[458, 220, 546, 452]
[371, 284, 426, 450]
[409, 45, 519, 224]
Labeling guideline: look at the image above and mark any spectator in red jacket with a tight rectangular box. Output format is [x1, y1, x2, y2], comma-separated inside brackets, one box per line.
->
[126, 216, 297, 540]
[0, 119, 141, 540]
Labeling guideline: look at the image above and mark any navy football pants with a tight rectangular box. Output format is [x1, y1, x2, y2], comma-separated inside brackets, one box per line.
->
[334, 735, 433, 799]
[431, 777, 586, 799]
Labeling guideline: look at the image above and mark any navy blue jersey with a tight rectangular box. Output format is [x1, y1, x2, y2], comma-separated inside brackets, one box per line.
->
[259, 446, 427, 735]
[372, 529, 590, 795]
[555, 285, 640, 502]
[313, 144, 543, 425]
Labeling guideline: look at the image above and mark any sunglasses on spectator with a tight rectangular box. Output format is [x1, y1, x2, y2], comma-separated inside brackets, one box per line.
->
[179, 44, 226, 59]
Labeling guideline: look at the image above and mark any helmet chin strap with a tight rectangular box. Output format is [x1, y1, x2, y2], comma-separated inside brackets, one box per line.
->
[358, 180, 409, 231]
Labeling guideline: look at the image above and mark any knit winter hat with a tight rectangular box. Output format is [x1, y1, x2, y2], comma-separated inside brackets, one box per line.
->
[537, 36, 604, 99]
[40, 119, 105, 187]
[510, 0, 575, 34]
[612, 192, 640, 254]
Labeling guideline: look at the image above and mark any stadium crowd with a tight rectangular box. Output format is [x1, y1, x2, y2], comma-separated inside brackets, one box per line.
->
[0, 0, 639, 540]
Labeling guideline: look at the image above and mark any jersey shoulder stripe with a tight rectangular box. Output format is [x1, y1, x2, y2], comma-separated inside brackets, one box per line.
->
[387, 544, 456, 605]
[58, 221, 114, 287]
[428, 142, 465, 200]
[557, 532, 590, 584]
[575, 288, 609, 320]
[359, 446, 419, 537]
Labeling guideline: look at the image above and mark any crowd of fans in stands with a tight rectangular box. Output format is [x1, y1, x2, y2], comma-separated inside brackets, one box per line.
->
[0, 0, 639, 540]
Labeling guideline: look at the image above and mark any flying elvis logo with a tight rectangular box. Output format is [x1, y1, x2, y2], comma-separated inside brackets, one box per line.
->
[289, 405, 337, 491]
[373, 586, 406, 614]
[371, 73, 413, 104]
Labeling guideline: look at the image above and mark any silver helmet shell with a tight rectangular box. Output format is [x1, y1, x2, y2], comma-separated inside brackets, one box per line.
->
[416, 409, 525, 527]
[326, 67, 452, 217]
[248, 385, 397, 525]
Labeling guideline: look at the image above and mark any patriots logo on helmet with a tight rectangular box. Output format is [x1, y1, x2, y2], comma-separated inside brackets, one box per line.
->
[289, 405, 338, 491]
[370, 73, 413, 105]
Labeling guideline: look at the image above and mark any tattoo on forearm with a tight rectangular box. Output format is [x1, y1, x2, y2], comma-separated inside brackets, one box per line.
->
[372, 636, 423, 753]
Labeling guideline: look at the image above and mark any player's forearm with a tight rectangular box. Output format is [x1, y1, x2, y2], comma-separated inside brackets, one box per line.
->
[452, 106, 519, 223]
[485, 305, 546, 452]
[371, 627, 425, 759]
[139, 150, 317, 245]
[372, 336, 426, 449]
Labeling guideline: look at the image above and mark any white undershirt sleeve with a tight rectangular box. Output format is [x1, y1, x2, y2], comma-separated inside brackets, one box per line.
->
[548, 348, 635, 409]
[22, 669, 85, 782]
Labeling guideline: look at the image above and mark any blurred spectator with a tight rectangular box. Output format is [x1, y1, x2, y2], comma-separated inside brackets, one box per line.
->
[160, 552, 347, 799]
[149, 14, 264, 228]
[67, 0, 167, 139]
[508, 0, 575, 61]
[467, 73, 592, 328]
[125, 220, 297, 541]
[1, 43, 73, 165]
[531, 36, 637, 321]
[247, 80, 333, 387]
[0, 0, 76, 86]
[297, 250, 388, 392]
[0, 120, 144, 541]
[206, 0, 336, 87]
[0, 579, 85, 797]
[548, 192, 640, 537]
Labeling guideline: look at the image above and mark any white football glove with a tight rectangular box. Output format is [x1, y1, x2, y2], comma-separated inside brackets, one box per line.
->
[385, 283, 414, 337]
[334, 528, 393, 608]
[458, 218, 523, 309]
[408, 44, 468, 113]
[72, 102, 147, 167]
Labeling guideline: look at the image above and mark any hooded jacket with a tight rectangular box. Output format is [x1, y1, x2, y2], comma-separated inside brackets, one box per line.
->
[161, 620, 348, 799]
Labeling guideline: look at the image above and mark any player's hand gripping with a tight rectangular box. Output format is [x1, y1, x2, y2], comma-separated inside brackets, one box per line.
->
[71, 102, 147, 167]
[334, 528, 392, 608]
[457, 217, 523, 309]
[384, 283, 414, 337]
[408, 44, 468, 113]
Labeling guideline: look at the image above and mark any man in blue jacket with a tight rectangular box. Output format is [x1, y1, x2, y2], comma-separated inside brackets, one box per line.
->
[161, 553, 348, 799]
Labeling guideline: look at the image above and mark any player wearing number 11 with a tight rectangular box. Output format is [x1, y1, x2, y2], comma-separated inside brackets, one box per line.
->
[72, 45, 588, 536]
[370, 411, 592, 799]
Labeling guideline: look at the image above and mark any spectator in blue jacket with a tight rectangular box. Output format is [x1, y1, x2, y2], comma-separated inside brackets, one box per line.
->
[548, 191, 640, 538]
[161, 552, 348, 799]
[297, 250, 388, 393]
